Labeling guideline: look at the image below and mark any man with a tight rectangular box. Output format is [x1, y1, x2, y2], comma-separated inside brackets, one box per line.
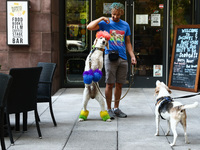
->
[87, 2, 137, 119]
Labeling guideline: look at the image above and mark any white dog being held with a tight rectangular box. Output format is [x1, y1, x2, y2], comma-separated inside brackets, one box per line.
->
[154, 80, 198, 146]
[79, 31, 111, 122]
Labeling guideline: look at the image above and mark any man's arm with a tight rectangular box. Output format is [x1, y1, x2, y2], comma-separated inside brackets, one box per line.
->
[87, 17, 110, 31]
[125, 36, 137, 65]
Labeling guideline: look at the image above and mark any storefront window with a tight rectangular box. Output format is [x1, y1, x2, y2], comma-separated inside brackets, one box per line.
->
[170, 0, 193, 46]
[169, 0, 194, 71]
[65, 0, 89, 85]
[65, 0, 89, 52]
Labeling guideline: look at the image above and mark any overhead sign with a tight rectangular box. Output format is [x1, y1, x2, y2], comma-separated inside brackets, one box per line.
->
[7, 0, 29, 45]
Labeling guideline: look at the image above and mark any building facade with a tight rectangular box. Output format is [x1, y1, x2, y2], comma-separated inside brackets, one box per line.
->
[0, 0, 60, 93]
[0, 0, 200, 91]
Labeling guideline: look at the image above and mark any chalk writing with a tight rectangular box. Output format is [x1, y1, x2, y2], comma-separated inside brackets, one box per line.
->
[171, 27, 200, 90]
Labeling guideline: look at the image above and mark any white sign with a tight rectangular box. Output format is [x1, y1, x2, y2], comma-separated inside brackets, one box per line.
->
[136, 14, 148, 24]
[7, 1, 29, 45]
[153, 65, 163, 77]
[151, 14, 160, 26]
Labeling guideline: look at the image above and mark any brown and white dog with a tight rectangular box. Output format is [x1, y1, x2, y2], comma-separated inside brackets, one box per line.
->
[154, 80, 198, 146]
[79, 31, 111, 122]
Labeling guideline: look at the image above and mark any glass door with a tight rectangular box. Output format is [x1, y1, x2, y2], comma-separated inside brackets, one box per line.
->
[94, 0, 166, 87]
[131, 0, 166, 87]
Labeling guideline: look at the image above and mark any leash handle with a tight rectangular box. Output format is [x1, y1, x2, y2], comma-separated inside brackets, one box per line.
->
[131, 65, 134, 77]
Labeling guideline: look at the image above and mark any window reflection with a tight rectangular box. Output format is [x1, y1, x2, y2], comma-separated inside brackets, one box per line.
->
[65, 0, 89, 85]
[169, 0, 193, 69]
[66, 40, 84, 51]
[65, 0, 89, 52]
[170, 0, 193, 46]
[65, 58, 85, 83]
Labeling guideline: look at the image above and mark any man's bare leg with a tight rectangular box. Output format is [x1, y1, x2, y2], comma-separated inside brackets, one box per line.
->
[105, 83, 115, 119]
[114, 83, 122, 108]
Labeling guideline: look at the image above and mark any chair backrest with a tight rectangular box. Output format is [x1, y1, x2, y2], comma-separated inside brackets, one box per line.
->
[7, 67, 42, 114]
[0, 73, 12, 108]
[37, 62, 56, 83]
[37, 62, 56, 97]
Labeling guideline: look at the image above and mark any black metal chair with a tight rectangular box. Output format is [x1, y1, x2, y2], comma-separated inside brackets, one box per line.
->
[0, 73, 12, 150]
[36, 62, 57, 126]
[6, 67, 42, 145]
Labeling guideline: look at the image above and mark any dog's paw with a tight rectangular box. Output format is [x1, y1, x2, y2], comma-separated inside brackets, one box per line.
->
[100, 110, 110, 121]
[93, 69, 102, 82]
[78, 118, 84, 122]
[83, 70, 93, 84]
[106, 119, 111, 122]
[79, 110, 89, 121]
[165, 131, 170, 136]
[155, 133, 159, 136]
[185, 141, 190, 144]
[170, 143, 175, 147]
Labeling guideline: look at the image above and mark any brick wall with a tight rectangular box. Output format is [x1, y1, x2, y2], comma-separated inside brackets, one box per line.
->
[0, 0, 60, 94]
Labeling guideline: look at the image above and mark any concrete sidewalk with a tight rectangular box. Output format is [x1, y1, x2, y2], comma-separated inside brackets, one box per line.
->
[3, 88, 200, 150]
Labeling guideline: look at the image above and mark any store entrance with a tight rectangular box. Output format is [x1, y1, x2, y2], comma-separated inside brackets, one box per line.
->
[94, 0, 166, 87]
[61, 0, 198, 88]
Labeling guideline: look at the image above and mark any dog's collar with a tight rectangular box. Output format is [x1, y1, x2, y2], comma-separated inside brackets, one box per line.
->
[90, 48, 104, 54]
[155, 96, 173, 106]
[90, 48, 105, 56]
[98, 48, 105, 52]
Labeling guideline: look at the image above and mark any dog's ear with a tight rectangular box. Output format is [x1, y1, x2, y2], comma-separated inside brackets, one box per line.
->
[161, 81, 172, 94]
[168, 89, 172, 94]
[156, 80, 160, 86]
[106, 41, 109, 49]
[161, 82, 172, 94]
[166, 86, 172, 94]
[93, 38, 98, 46]
[154, 87, 160, 96]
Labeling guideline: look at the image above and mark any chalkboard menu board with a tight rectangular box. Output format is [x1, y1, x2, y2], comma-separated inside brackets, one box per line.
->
[168, 25, 200, 92]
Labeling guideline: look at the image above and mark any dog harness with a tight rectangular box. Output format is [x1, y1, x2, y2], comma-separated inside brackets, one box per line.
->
[155, 96, 174, 120]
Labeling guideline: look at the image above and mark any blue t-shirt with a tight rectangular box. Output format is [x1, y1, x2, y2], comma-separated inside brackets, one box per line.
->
[98, 18, 131, 60]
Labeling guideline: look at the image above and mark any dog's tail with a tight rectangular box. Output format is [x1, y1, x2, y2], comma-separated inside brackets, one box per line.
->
[181, 102, 198, 110]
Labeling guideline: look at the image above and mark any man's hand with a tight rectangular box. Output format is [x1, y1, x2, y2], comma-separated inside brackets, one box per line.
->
[131, 56, 137, 65]
[102, 17, 110, 24]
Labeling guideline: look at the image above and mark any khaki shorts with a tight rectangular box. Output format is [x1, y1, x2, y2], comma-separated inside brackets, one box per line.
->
[104, 54, 128, 84]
